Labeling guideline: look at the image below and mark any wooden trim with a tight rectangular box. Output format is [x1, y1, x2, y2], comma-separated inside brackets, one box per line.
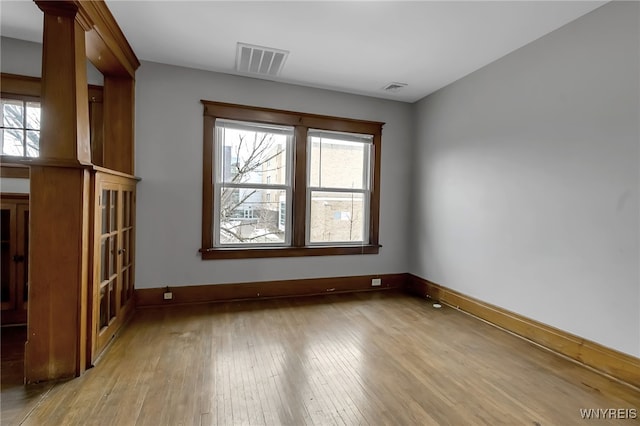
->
[0, 73, 41, 98]
[1, 74, 104, 100]
[36, 0, 140, 78]
[78, 0, 140, 77]
[88, 85, 104, 102]
[91, 165, 139, 181]
[0, 193, 29, 201]
[89, 94, 104, 166]
[369, 130, 382, 247]
[0, 164, 29, 179]
[292, 125, 308, 247]
[88, 84, 104, 167]
[405, 274, 640, 389]
[136, 273, 405, 308]
[202, 116, 214, 250]
[103, 76, 135, 174]
[202, 100, 384, 133]
[0, 156, 93, 170]
[201, 245, 380, 259]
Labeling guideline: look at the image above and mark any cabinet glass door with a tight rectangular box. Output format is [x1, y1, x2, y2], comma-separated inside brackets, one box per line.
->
[0, 205, 15, 309]
[99, 189, 119, 331]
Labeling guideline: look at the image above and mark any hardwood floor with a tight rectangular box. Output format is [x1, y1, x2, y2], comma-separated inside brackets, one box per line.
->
[3, 292, 639, 425]
[1, 325, 54, 425]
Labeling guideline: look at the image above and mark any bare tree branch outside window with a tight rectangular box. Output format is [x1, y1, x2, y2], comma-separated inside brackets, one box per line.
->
[218, 127, 287, 244]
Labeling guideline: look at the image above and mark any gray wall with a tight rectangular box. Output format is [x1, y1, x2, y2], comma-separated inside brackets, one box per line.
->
[410, 2, 639, 357]
[1, 37, 104, 84]
[1, 37, 42, 77]
[134, 62, 413, 288]
[0, 178, 29, 194]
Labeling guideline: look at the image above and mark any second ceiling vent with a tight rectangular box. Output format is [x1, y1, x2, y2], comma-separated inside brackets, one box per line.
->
[382, 82, 408, 92]
[236, 42, 289, 77]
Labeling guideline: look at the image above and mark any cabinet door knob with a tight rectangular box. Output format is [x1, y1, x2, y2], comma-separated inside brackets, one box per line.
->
[118, 248, 126, 255]
[13, 254, 25, 262]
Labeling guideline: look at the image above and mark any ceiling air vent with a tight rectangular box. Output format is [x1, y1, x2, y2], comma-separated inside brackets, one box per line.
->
[383, 82, 408, 92]
[236, 42, 289, 77]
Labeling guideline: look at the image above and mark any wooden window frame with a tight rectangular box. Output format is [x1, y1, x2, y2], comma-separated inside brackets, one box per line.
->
[200, 100, 383, 260]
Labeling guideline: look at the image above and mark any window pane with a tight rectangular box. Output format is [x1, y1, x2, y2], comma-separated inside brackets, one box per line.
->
[2, 129, 24, 156]
[217, 119, 291, 185]
[101, 237, 108, 282]
[26, 130, 39, 157]
[99, 285, 108, 329]
[26, 102, 40, 130]
[121, 266, 130, 305]
[109, 281, 116, 320]
[309, 132, 370, 190]
[101, 190, 109, 234]
[110, 236, 117, 276]
[123, 191, 132, 227]
[2, 99, 23, 129]
[110, 190, 118, 232]
[309, 191, 365, 243]
[218, 187, 287, 245]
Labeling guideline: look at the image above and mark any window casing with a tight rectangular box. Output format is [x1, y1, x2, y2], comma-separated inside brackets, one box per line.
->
[201, 100, 383, 259]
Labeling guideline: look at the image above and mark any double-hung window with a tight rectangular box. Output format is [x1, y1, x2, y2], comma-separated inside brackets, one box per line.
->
[213, 119, 293, 246]
[1, 97, 41, 157]
[307, 130, 372, 244]
[201, 101, 383, 259]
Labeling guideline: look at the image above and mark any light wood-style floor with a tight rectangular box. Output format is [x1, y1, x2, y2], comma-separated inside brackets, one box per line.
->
[2, 291, 639, 425]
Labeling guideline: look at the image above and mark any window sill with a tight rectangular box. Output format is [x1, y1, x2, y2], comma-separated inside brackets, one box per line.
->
[199, 244, 381, 260]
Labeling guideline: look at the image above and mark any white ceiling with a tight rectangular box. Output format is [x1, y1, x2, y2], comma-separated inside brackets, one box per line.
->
[1, 1, 607, 103]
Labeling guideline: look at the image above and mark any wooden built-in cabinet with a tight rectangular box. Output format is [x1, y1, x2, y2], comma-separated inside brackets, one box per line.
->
[17, 0, 140, 383]
[1, 194, 29, 325]
[91, 171, 136, 360]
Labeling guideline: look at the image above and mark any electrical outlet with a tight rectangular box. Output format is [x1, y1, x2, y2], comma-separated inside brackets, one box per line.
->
[371, 278, 382, 287]
[163, 291, 173, 300]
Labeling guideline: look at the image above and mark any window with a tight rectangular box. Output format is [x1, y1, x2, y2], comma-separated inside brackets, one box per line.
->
[308, 130, 371, 244]
[1, 97, 40, 157]
[201, 101, 382, 259]
[213, 118, 293, 246]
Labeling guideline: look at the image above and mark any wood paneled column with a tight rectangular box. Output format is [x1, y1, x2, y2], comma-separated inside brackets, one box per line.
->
[104, 76, 135, 174]
[25, 2, 93, 383]
[24, 0, 139, 383]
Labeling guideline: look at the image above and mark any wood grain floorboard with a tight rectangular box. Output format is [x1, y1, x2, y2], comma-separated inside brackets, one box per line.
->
[2, 292, 639, 425]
